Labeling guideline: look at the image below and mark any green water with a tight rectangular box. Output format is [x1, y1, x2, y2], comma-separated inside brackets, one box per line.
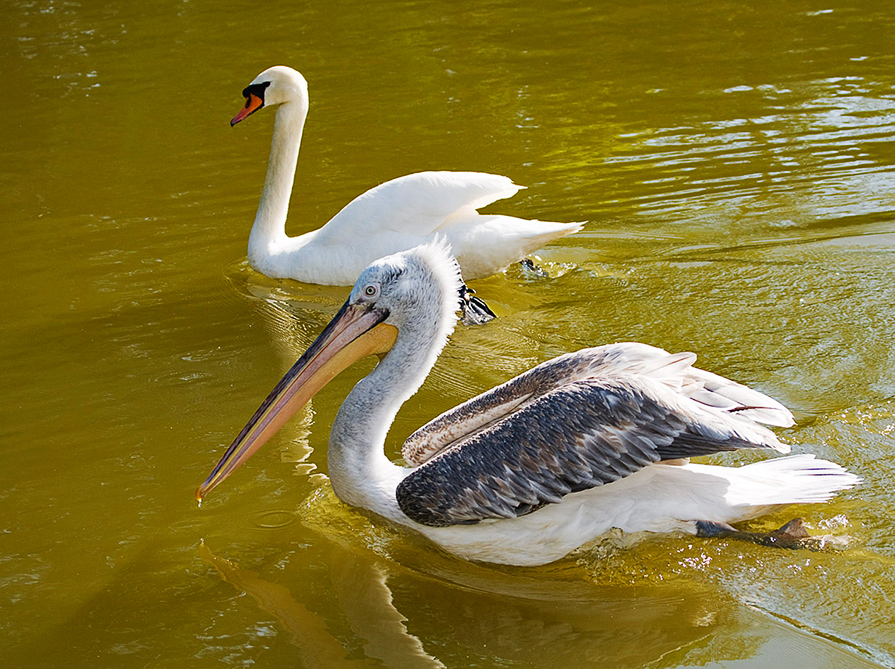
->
[3, 0, 895, 666]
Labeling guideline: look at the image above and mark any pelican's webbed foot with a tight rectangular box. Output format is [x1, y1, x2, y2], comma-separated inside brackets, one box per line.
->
[459, 284, 496, 325]
[695, 518, 829, 550]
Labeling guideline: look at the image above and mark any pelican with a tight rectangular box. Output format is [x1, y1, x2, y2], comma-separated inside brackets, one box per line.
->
[230, 66, 582, 320]
[197, 242, 859, 566]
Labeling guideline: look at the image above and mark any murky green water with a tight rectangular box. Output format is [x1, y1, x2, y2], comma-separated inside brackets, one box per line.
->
[3, 0, 895, 666]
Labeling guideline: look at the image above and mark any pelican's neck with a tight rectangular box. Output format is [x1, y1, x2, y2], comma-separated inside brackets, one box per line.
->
[247, 101, 308, 266]
[327, 322, 447, 524]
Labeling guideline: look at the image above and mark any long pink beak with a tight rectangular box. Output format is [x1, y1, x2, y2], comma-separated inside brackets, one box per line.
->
[196, 302, 398, 501]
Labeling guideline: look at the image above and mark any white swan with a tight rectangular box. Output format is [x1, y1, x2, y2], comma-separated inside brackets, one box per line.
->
[231, 66, 582, 287]
[198, 242, 860, 566]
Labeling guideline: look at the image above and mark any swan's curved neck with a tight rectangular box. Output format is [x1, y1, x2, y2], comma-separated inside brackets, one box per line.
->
[327, 322, 446, 523]
[247, 102, 307, 262]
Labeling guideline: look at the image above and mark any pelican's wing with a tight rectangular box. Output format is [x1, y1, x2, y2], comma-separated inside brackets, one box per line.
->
[402, 343, 791, 467]
[318, 172, 522, 243]
[397, 346, 792, 527]
[402, 353, 583, 467]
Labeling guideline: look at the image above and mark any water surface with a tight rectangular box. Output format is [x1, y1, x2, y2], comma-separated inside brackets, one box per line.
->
[2, 0, 895, 666]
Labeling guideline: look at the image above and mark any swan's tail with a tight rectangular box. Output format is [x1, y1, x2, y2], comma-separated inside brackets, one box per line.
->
[515, 220, 585, 252]
[452, 217, 584, 279]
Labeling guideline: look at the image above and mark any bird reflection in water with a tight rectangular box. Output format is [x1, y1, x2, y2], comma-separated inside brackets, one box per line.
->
[198, 523, 730, 668]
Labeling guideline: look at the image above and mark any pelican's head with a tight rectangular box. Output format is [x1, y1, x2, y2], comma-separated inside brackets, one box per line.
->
[231, 65, 309, 126]
[351, 238, 463, 335]
[196, 240, 462, 501]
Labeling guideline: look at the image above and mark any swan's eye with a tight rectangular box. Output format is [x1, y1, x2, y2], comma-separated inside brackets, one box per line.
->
[363, 283, 379, 298]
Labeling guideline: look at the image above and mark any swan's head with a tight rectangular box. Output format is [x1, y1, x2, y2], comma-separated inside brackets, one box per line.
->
[195, 240, 462, 500]
[231, 65, 309, 126]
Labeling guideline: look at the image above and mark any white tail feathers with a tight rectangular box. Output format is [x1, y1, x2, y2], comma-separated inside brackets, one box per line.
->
[724, 454, 861, 509]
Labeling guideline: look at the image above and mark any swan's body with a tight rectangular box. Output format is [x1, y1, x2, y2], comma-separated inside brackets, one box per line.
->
[198, 243, 859, 566]
[232, 66, 582, 286]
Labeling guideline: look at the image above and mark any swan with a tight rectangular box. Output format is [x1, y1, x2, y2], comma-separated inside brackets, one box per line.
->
[231, 66, 582, 290]
[197, 241, 859, 566]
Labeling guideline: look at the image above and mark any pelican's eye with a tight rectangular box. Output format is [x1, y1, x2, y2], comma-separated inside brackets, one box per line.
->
[363, 283, 380, 299]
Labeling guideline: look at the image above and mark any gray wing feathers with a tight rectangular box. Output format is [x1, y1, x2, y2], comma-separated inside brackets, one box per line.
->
[401, 385, 533, 467]
[397, 343, 793, 528]
[402, 353, 586, 466]
[403, 343, 792, 467]
[396, 377, 785, 527]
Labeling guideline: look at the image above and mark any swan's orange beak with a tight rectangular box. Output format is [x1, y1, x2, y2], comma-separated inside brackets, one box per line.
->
[196, 302, 398, 501]
[231, 93, 264, 126]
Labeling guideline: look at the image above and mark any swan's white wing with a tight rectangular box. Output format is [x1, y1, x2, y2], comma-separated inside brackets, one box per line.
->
[315, 171, 522, 243]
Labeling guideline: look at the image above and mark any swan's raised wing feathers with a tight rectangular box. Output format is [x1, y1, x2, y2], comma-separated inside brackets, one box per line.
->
[318, 172, 522, 243]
